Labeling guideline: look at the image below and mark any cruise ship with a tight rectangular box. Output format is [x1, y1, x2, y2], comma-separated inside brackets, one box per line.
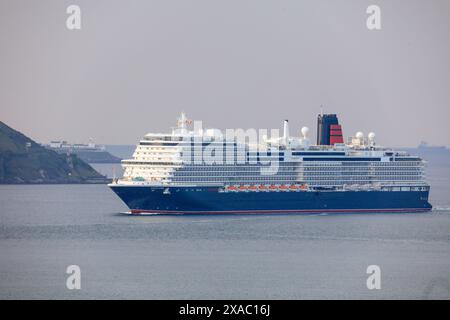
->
[109, 113, 432, 214]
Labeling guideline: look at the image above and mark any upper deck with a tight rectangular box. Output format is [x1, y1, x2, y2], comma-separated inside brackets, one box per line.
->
[112, 113, 428, 189]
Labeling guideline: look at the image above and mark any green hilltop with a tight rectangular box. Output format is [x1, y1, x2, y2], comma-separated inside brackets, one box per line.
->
[0, 121, 108, 184]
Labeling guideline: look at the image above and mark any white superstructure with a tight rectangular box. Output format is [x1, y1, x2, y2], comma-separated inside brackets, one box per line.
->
[114, 113, 428, 193]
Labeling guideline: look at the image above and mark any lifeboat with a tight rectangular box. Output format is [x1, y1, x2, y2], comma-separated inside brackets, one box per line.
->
[269, 185, 277, 190]
[248, 185, 257, 191]
[227, 186, 237, 191]
[279, 185, 288, 190]
[258, 185, 266, 190]
[300, 184, 308, 190]
[239, 185, 248, 191]
[289, 185, 298, 190]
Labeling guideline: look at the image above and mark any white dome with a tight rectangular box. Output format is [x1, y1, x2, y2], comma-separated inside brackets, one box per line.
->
[368, 132, 376, 140]
[356, 131, 364, 139]
[301, 126, 309, 138]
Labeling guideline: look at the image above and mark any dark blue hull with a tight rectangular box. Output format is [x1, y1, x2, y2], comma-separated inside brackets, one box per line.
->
[110, 186, 432, 214]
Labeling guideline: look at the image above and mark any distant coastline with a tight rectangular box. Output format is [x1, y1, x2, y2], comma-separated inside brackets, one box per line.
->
[400, 142, 450, 156]
[0, 121, 110, 184]
[2, 119, 448, 186]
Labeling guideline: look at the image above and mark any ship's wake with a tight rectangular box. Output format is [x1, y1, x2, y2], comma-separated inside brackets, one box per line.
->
[432, 206, 450, 212]
[120, 211, 160, 216]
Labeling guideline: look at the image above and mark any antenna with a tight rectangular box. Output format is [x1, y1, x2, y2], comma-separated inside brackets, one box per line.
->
[320, 105, 324, 117]
[176, 112, 192, 134]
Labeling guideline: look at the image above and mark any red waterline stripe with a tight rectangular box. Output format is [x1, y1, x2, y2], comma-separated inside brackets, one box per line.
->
[130, 208, 431, 215]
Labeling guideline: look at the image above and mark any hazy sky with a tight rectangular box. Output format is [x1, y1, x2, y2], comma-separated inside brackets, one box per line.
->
[1, 0, 449, 147]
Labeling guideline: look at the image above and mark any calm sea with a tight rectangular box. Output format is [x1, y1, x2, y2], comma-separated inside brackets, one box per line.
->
[0, 151, 450, 299]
